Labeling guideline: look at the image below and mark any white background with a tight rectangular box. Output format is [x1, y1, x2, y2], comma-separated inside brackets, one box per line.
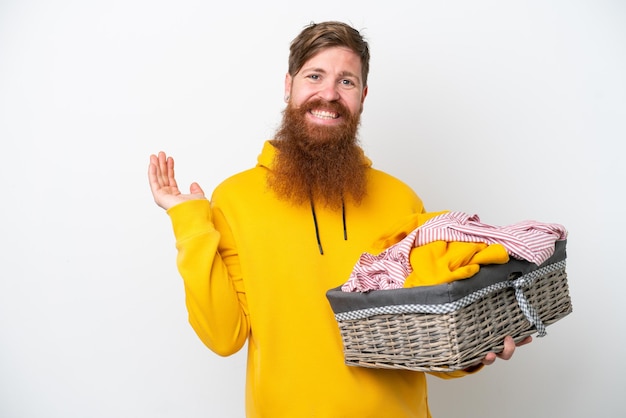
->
[1, 0, 624, 417]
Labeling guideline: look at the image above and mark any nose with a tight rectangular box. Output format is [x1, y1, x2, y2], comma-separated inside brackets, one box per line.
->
[317, 81, 340, 102]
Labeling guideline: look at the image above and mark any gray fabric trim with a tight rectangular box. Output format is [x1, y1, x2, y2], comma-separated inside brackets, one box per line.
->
[326, 240, 567, 315]
[331, 260, 565, 325]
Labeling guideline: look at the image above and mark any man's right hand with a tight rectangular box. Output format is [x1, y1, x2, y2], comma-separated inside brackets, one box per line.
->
[148, 151, 206, 210]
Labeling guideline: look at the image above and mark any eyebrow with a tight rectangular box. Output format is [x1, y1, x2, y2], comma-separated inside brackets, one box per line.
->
[338, 70, 360, 81]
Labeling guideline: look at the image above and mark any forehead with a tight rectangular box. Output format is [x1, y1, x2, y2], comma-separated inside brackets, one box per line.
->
[300, 46, 363, 76]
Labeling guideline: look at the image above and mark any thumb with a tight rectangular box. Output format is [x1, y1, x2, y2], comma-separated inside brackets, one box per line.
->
[189, 182, 205, 196]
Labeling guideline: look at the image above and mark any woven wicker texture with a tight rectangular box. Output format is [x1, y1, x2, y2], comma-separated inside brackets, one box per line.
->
[337, 268, 572, 372]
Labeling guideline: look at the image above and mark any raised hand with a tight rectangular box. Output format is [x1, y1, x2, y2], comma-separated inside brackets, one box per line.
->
[148, 151, 206, 210]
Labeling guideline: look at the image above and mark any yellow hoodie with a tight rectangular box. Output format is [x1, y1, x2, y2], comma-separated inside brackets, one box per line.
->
[405, 241, 510, 287]
[166, 141, 480, 418]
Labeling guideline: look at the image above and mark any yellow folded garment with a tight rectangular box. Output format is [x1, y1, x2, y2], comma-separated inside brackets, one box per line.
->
[404, 241, 510, 287]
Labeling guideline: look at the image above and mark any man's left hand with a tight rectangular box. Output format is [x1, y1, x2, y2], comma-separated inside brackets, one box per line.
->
[482, 335, 533, 366]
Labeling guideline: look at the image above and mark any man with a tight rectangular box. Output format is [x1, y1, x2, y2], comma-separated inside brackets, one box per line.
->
[148, 21, 529, 418]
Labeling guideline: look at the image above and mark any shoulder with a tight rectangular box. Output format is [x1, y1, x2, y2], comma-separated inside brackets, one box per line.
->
[367, 167, 417, 192]
[212, 140, 274, 199]
[213, 165, 264, 192]
[366, 167, 424, 206]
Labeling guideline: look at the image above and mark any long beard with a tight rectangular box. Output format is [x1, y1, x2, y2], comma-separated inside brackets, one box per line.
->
[268, 99, 367, 209]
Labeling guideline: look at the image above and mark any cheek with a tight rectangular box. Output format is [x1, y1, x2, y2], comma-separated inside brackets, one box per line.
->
[291, 95, 308, 108]
[291, 87, 315, 106]
[345, 95, 365, 115]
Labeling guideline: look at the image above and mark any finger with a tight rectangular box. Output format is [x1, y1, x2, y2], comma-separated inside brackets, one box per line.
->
[158, 151, 169, 185]
[189, 182, 205, 196]
[497, 336, 516, 360]
[516, 336, 533, 347]
[482, 352, 496, 366]
[166, 154, 178, 189]
[148, 155, 163, 191]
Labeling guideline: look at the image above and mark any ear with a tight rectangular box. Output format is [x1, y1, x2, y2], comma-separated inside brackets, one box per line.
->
[359, 85, 368, 113]
[284, 73, 293, 102]
[361, 85, 368, 103]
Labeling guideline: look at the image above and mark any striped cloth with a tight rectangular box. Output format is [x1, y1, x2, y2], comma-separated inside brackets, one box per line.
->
[342, 212, 567, 292]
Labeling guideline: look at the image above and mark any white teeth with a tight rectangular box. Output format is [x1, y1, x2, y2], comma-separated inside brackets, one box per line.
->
[311, 110, 338, 119]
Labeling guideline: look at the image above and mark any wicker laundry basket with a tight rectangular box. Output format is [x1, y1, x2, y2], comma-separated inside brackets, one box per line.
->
[326, 240, 572, 372]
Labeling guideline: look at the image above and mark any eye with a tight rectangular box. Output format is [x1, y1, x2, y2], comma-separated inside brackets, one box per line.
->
[340, 79, 356, 88]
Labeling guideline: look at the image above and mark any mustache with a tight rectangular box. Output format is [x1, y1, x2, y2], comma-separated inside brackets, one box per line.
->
[300, 98, 351, 117]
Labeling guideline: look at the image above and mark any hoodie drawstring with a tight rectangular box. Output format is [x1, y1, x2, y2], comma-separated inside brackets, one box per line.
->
[310, 198, 324, 255]
[342, 198, 348, 241]
[310, 198, 347, 255]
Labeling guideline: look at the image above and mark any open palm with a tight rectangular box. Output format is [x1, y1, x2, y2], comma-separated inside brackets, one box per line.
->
[148, 151, 206, 210]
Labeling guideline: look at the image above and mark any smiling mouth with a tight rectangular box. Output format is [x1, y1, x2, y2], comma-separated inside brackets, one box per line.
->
[310, 109, 340, 120]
